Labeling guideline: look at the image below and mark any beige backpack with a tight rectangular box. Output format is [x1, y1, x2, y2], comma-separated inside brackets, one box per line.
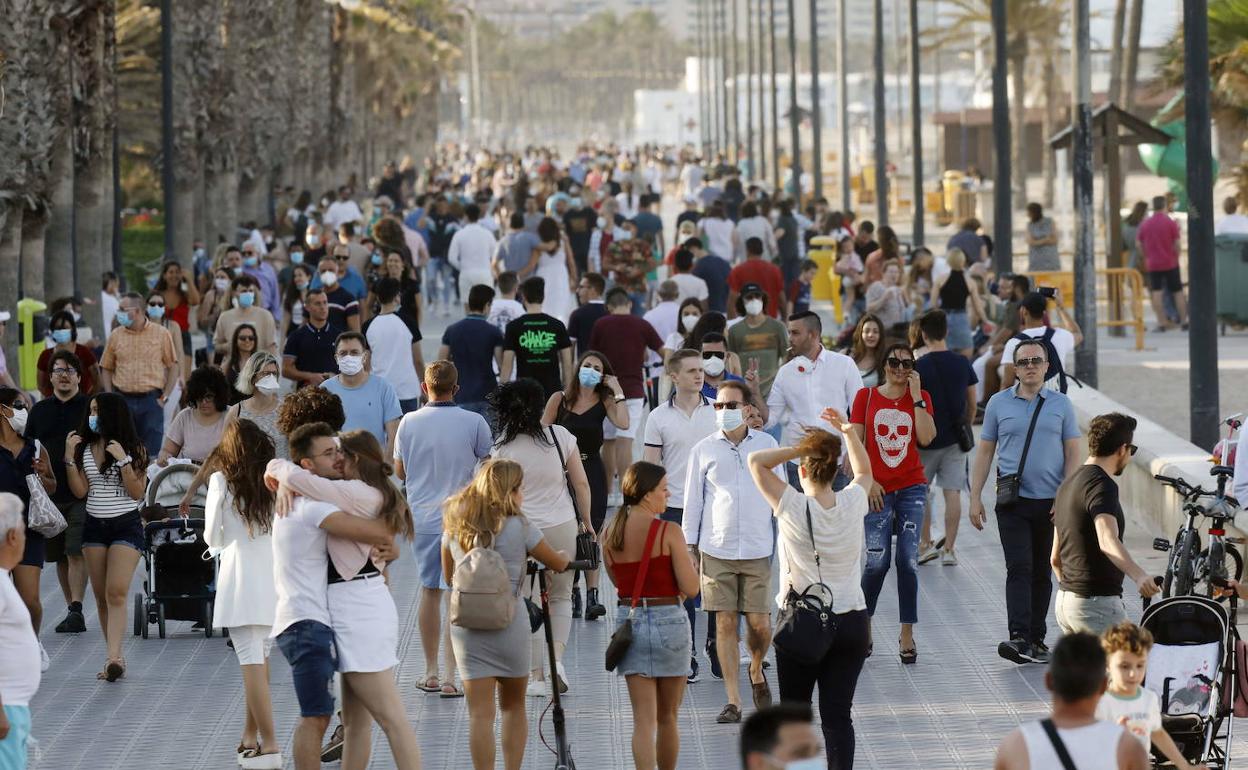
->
[449, 527, 520, 631]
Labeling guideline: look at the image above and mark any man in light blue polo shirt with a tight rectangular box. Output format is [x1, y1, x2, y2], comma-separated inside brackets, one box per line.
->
[320, 332, 403, 457]
[969, 338, 1081, 667]
[393, 360, 491, 695]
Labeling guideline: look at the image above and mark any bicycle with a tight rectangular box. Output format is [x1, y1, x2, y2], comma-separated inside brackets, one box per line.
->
[1153, 466, 1244, 620]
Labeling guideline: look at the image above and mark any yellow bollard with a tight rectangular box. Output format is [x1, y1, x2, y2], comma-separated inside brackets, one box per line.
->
[17, 297, 47, 391]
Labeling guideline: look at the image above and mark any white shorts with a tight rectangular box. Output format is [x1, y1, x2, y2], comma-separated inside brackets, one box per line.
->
[606, 397, 645, 440]
[229, 624, 274, 666]
[329, 575, 398, 673]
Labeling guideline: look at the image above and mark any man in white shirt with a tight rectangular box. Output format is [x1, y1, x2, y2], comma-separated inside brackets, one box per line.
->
[447, 203, 497, 301]
[683, 381, 784, 725]
[362, 278, 424, 413]
[0, 493, 38, 768]
[1216, 196, 1248, 236]
[763, 311, 863, 489]
[323, 186, 364, 233]
[643, 280, 681, 401]
[643, 349, 718, 682]
[671, 248, 710, 308]
[487, 271, 525, 335]
[1000, 291, 1082, 391]
[269, 424, 396, 770]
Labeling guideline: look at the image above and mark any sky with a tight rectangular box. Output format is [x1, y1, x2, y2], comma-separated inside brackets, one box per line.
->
[1086, 0, 1181, 50]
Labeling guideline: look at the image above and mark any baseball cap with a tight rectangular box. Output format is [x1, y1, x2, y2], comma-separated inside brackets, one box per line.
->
[740, 283, 764, 297]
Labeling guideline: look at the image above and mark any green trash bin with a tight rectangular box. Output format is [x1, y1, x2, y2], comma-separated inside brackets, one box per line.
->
[1215, 234, 1248, 328]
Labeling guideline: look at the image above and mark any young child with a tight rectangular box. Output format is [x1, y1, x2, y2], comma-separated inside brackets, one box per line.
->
[787, 259, 818, 317]
[1097, 622, 1208, 770]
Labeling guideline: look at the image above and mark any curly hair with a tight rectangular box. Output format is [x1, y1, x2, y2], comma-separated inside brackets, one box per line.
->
[1101, 622, 1153, 657]
[793, 428, 844, 488]
[276, 386, 345, 436]
[182, 365, 231, 412]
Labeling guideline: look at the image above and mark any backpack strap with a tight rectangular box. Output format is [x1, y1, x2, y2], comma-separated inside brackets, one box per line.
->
[1039, 719, 1079, 770]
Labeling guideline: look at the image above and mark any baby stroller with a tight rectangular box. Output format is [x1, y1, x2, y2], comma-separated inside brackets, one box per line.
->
[132, 463, 216, 639]
[1140, 595, 1239, 769]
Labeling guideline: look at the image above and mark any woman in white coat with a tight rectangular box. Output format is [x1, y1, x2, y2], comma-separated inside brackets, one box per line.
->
[204, 418, 282, 769]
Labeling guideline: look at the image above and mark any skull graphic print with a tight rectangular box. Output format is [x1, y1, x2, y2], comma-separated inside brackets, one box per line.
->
[874, 408, 913, 469]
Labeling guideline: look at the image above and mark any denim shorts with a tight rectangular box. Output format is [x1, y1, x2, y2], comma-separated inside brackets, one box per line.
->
[414, 533, 448, 590]
[614, 603, 691, 679]
[82, 510, 144, 552]
[275, 619, 338, 717]
[0, 704, 31, 769]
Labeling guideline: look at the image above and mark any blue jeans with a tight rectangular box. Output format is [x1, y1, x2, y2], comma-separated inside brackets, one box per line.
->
[399, 397, 421, 414]
[275, 619, 338, 717]
[0, 704, 30, 769]
[428, 257, 455, 306]
[861, 483, 927, 625]
[121, 390, 164, 458]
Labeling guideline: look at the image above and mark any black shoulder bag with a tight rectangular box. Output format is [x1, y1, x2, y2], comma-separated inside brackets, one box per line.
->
[549, 426, 599, 570]
[1039, 719, 1079, 770]
[995, 394, 1045, 508]
[772, 503, 839, 666]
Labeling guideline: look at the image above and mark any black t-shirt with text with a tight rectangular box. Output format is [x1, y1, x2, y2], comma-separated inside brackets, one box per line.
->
[1055, 465, 1126, 597]
[563, 208, 596, 270]
[504, 312, 572, 398]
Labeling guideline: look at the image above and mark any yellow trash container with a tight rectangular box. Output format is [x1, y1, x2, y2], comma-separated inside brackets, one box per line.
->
[17, 297, 47, 391]
[809, 236, 843, 325]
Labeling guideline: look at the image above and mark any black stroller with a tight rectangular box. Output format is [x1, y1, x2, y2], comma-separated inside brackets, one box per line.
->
[1140, 595, 1238, 768]
[132, 463, 216, 639]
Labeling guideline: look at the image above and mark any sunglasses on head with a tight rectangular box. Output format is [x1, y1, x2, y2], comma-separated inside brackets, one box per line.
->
[885, 357, 914, 370]
[1014, 356, 1047, 369]
[712, 400, 744, 410]
[1128, 444, 1138, 456]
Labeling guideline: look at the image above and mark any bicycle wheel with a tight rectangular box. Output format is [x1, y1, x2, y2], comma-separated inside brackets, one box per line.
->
[1169, 530, 1200, 597]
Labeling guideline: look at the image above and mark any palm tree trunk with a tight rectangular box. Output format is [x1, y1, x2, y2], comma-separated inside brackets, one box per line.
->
[1108, 0, 1126, 105]
[0, 206, 23, 375]
[1042, 51, 1057, 208]
[44, 130, 77, 300]
[20, 205, 48, 302]
[1010, 50, 1027, 208]
[1122, 0, 1143, 114]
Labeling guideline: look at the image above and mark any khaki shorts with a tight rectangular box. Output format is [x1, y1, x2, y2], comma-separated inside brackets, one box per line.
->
[44, 500, 87, 563]
[699, 553, 772, 614]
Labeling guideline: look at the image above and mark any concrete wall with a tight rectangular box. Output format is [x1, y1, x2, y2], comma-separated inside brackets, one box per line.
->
[1067, 385, 1229, 542]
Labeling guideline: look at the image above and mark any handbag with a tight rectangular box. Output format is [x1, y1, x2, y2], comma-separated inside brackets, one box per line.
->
[26, 440, 67, 538]
[955, 421, 976, 453]
[549, 426, 600, 570]
[772, 503, 838, 666]
[605, 518, 663, 672]
[995, 394, 1045, 508]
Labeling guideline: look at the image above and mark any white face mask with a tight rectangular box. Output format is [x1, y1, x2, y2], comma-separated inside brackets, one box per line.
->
[255, 375, 280, 394]
[213, 277, 229, 291]
[772, 758, 824, 770]
[744, 298, 764, 316]
[702, 355, 725, 377]
[337, 354, 364, 376]
[681, 313, 700, 332]
[715, 406, 744, 432]
[307, 233, 321, 248]
[320, 271, 339, 287]
[6, 406, 27, 435]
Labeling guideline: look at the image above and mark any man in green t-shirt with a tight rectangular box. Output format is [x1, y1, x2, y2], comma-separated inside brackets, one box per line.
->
[727, 282, 788, 398]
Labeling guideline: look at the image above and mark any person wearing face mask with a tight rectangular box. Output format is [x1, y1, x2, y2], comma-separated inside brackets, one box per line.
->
[38, 311, 100, 397]
[683, 382, 781, 724]
[727, 284, 789, 399]
[566, 273, 609, 358]
[279, 240, 307, 292]
[664, 298, 705, 357]
[320, 333, 403, 459]
[198, 268, 234, 349]
[213, 277, 278, 359]
[540, 351, 628, 622]
[739, 704, 825, 770]
[314, 256, 364, 332]
[280, 263, 315, 338]
[728, 238, 786, 320]
[698, 332, 747, 398]
[98, 292, 180, 457]
[0, 388, 57, 672]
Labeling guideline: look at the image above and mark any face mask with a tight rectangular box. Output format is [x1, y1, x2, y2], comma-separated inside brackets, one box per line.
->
[681, 313, 700, 332]
[214, 277, 229, 291]
[146, 305, 165, 320]
[702, 355, 725, 377]
[307, 234, 321, 248]
[6, 406, 27, 435]
[52, 329, 73, 345]
[88, 415, 99, 433]
[715, 407, 744, 432]
[237, 291, 256, 308]
[596, 217, 606, 229]
[371, 253, 383, 266]
[243, 256, 258, 267]
[578, 367, 603, 388]
[337, 354, 364, 376]
[231, 266, 243, 276]
[321, 271, 338, 287]
[115, 311, 132, 328]
[295, 278, 309, 290]
[194, 247, 206, 260]
[290, 251, 304, 264]
[774, 758, 824, 770]
[744, 298, 764, 316]
[255, 375, 280, 394]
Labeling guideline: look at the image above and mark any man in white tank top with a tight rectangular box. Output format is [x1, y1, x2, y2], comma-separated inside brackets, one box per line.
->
[994, 632, 1148, 770]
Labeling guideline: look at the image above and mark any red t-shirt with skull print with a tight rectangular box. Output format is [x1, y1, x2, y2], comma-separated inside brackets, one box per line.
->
[849, 386, 934, 493]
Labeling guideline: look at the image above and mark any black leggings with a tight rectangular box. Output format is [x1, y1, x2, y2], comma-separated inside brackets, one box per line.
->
[775, 609, 870, 770]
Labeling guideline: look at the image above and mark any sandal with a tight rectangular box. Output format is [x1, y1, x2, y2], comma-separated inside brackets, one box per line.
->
[899, 638, 918, 665]
[236, 742, 259, 760]
[439, 682, 464, 699]
[415, 675, 441, 693]
[103, 657, 125, 682]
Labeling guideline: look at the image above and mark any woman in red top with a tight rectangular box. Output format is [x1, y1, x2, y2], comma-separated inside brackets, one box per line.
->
[37, 311, 100, 397]
[153, 261, 199, 377]
[603, 461, 699, 770]
[849, 342, 936, 665]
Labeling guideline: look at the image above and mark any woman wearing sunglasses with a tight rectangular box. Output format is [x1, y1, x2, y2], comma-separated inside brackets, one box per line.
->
[848, 343, 935, 665]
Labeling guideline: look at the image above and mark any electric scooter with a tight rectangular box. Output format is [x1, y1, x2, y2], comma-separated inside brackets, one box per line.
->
[528, 558, 594, 770]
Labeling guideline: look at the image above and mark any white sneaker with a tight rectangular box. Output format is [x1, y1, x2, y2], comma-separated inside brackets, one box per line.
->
[918, 545, 941, 565]
[239, 753, 283, 770]
[555, 661, 569, 694]
[39, 642, 49, 672]
[527, 677, 548, 698]
[941, 549, 958, 566]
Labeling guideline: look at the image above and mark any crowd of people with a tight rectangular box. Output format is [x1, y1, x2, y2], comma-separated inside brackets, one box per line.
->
[0, 143, 1226, 770]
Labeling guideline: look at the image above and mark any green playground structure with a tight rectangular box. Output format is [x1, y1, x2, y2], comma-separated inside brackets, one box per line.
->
[1138, 93, 1219, 212]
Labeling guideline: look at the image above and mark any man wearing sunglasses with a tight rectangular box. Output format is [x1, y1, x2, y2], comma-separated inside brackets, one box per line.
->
[969, 339, 1082, 666]
[1051, 413, 1159, 636]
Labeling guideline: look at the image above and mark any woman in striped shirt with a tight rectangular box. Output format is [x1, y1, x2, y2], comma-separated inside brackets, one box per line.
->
[64, 393, 148, 682]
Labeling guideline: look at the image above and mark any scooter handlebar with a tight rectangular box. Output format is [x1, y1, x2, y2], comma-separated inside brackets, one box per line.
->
[526, 559, 596, 574]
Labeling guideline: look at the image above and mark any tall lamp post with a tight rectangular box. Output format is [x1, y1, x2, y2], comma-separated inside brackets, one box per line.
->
[160, 0, 175, 256]
[991, 0, 1012, 274]
[838, 0, 851, 212]
[909, 0, 923, 244]
[769, 0, 781, 193]
[872, 0, 888, 225]
[730, 0, 740, 164]
[809, 0, 823, 201]
[787, 0, 801, 198]
[746, 0, 754, 178]
[756, 0, 768, 182]
[1072, 0, 1096, 386]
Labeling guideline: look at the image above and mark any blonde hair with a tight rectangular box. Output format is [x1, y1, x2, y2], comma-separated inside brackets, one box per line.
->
[946, 247, 967, 271]
[444, 459, 524, 552]
[338, 430, 414, 539]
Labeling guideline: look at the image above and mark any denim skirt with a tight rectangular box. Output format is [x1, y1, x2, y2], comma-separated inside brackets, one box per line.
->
[614, 603, 691, 678]
[945, 310, 973, 350]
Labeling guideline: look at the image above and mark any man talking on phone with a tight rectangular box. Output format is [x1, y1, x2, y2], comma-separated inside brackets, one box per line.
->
[999, 291, 1082, 392]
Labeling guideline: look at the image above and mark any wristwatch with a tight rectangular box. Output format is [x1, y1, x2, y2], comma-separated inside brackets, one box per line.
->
[913, 399, 928, 409]
[614, 395, 626, 403]
[117, 454, 134, 468]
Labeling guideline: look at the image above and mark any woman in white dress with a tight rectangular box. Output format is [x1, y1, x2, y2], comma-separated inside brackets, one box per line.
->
[533, 217, 578, 323]
[203, 418, 282, 769]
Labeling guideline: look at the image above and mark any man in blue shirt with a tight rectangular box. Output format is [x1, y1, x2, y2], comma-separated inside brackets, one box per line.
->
[393, 361, 492, 695]
[320, 332, 403, 457]
[969, 338, 1081, 666]
[688, 236, 731, 314]
[438, 285, 503, 419]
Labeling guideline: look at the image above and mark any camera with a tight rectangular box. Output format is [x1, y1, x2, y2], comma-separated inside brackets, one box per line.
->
[1039, 286, 1057, 299]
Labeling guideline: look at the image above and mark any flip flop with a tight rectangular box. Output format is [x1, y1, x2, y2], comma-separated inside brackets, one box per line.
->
[439, 682, 464, 699]
[416, 675, 441, 693]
